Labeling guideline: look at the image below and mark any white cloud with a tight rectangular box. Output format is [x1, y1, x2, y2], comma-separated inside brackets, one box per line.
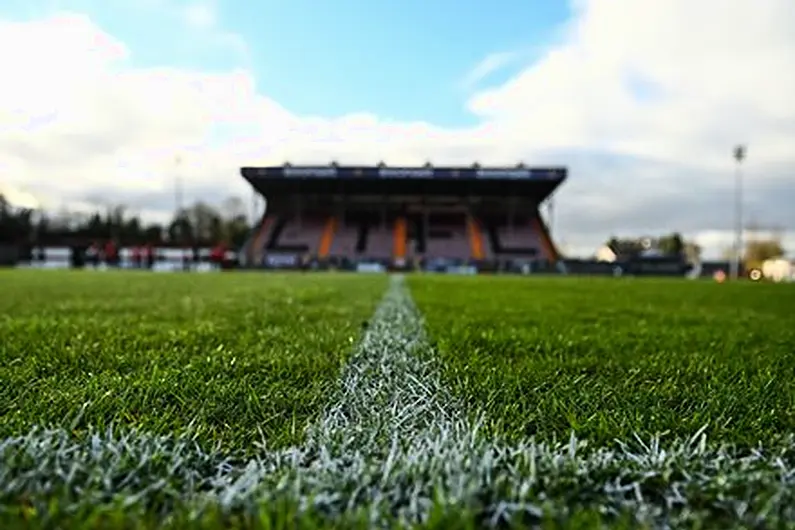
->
[1, 0, 794, 258]
[460, 51, 519, 88]
[0, 183, 40, 209]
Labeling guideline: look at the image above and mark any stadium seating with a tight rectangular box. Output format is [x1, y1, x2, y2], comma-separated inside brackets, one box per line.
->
[243, 211, 554, 265]
[423, 213, 470, 261]
[328, 217, 359, 258]
[362, 223, 393, 260]
[481, 215, 542, 259]
[267, 215, 324, 254]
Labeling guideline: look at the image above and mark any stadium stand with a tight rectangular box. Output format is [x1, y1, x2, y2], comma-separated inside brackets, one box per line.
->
[239, 163, 567, 272]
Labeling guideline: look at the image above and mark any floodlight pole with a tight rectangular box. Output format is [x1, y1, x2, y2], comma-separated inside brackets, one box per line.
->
[174, 155, 184, 218]
[730, 145, 746, 280]
[174, 155, 184, 245]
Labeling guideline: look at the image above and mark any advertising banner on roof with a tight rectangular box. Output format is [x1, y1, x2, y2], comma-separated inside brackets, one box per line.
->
[283, 167, 337, 177]
[378, 167, 435, 178]
[475, 169, 533, 179]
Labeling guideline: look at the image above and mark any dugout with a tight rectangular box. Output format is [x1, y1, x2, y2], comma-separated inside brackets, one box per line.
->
[240, 163, 567, 272]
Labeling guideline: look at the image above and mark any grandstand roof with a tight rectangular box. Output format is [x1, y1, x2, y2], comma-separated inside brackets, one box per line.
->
[241, 164, 567, 201]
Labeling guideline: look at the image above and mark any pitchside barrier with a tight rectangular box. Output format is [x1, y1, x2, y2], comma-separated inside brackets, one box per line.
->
[7, 244, 732, 279]
[14, 246, 237, 271]
[251, 253, 694, 277]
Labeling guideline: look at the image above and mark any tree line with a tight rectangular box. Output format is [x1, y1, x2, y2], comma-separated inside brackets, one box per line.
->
[0, 194, 254, 248]
[605, 233, 699, 261]
[605, 232, 787, 268]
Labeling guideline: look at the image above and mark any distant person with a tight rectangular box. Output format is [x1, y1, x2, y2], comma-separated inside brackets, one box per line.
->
[70, 245, 86, 269]
[209, 242, 225, 270]
[182, 245, 192, 271]
[104, 240, 119, 268]
[144, 243, 155, 270]
[85, 242, 100, 268]
[131, 245, 142, 269]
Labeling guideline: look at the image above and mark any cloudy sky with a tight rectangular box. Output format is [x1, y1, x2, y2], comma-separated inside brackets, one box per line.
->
[0, 0, 793, 258]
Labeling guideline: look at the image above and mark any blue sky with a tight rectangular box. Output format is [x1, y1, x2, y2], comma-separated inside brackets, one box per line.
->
[225, 0, 570, 125]
[4, 0, 570, 126]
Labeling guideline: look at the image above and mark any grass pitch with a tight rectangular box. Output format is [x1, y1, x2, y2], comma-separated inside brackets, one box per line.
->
[0, 270, 386, 452]
[1, 270, 794, 529]
[411, 275, 795, 447]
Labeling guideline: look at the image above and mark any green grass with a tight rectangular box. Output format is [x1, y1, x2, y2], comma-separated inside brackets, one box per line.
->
[0, 270, 385, 453]
[2, 270, 794, 528]
[410, 275, 795, 448]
